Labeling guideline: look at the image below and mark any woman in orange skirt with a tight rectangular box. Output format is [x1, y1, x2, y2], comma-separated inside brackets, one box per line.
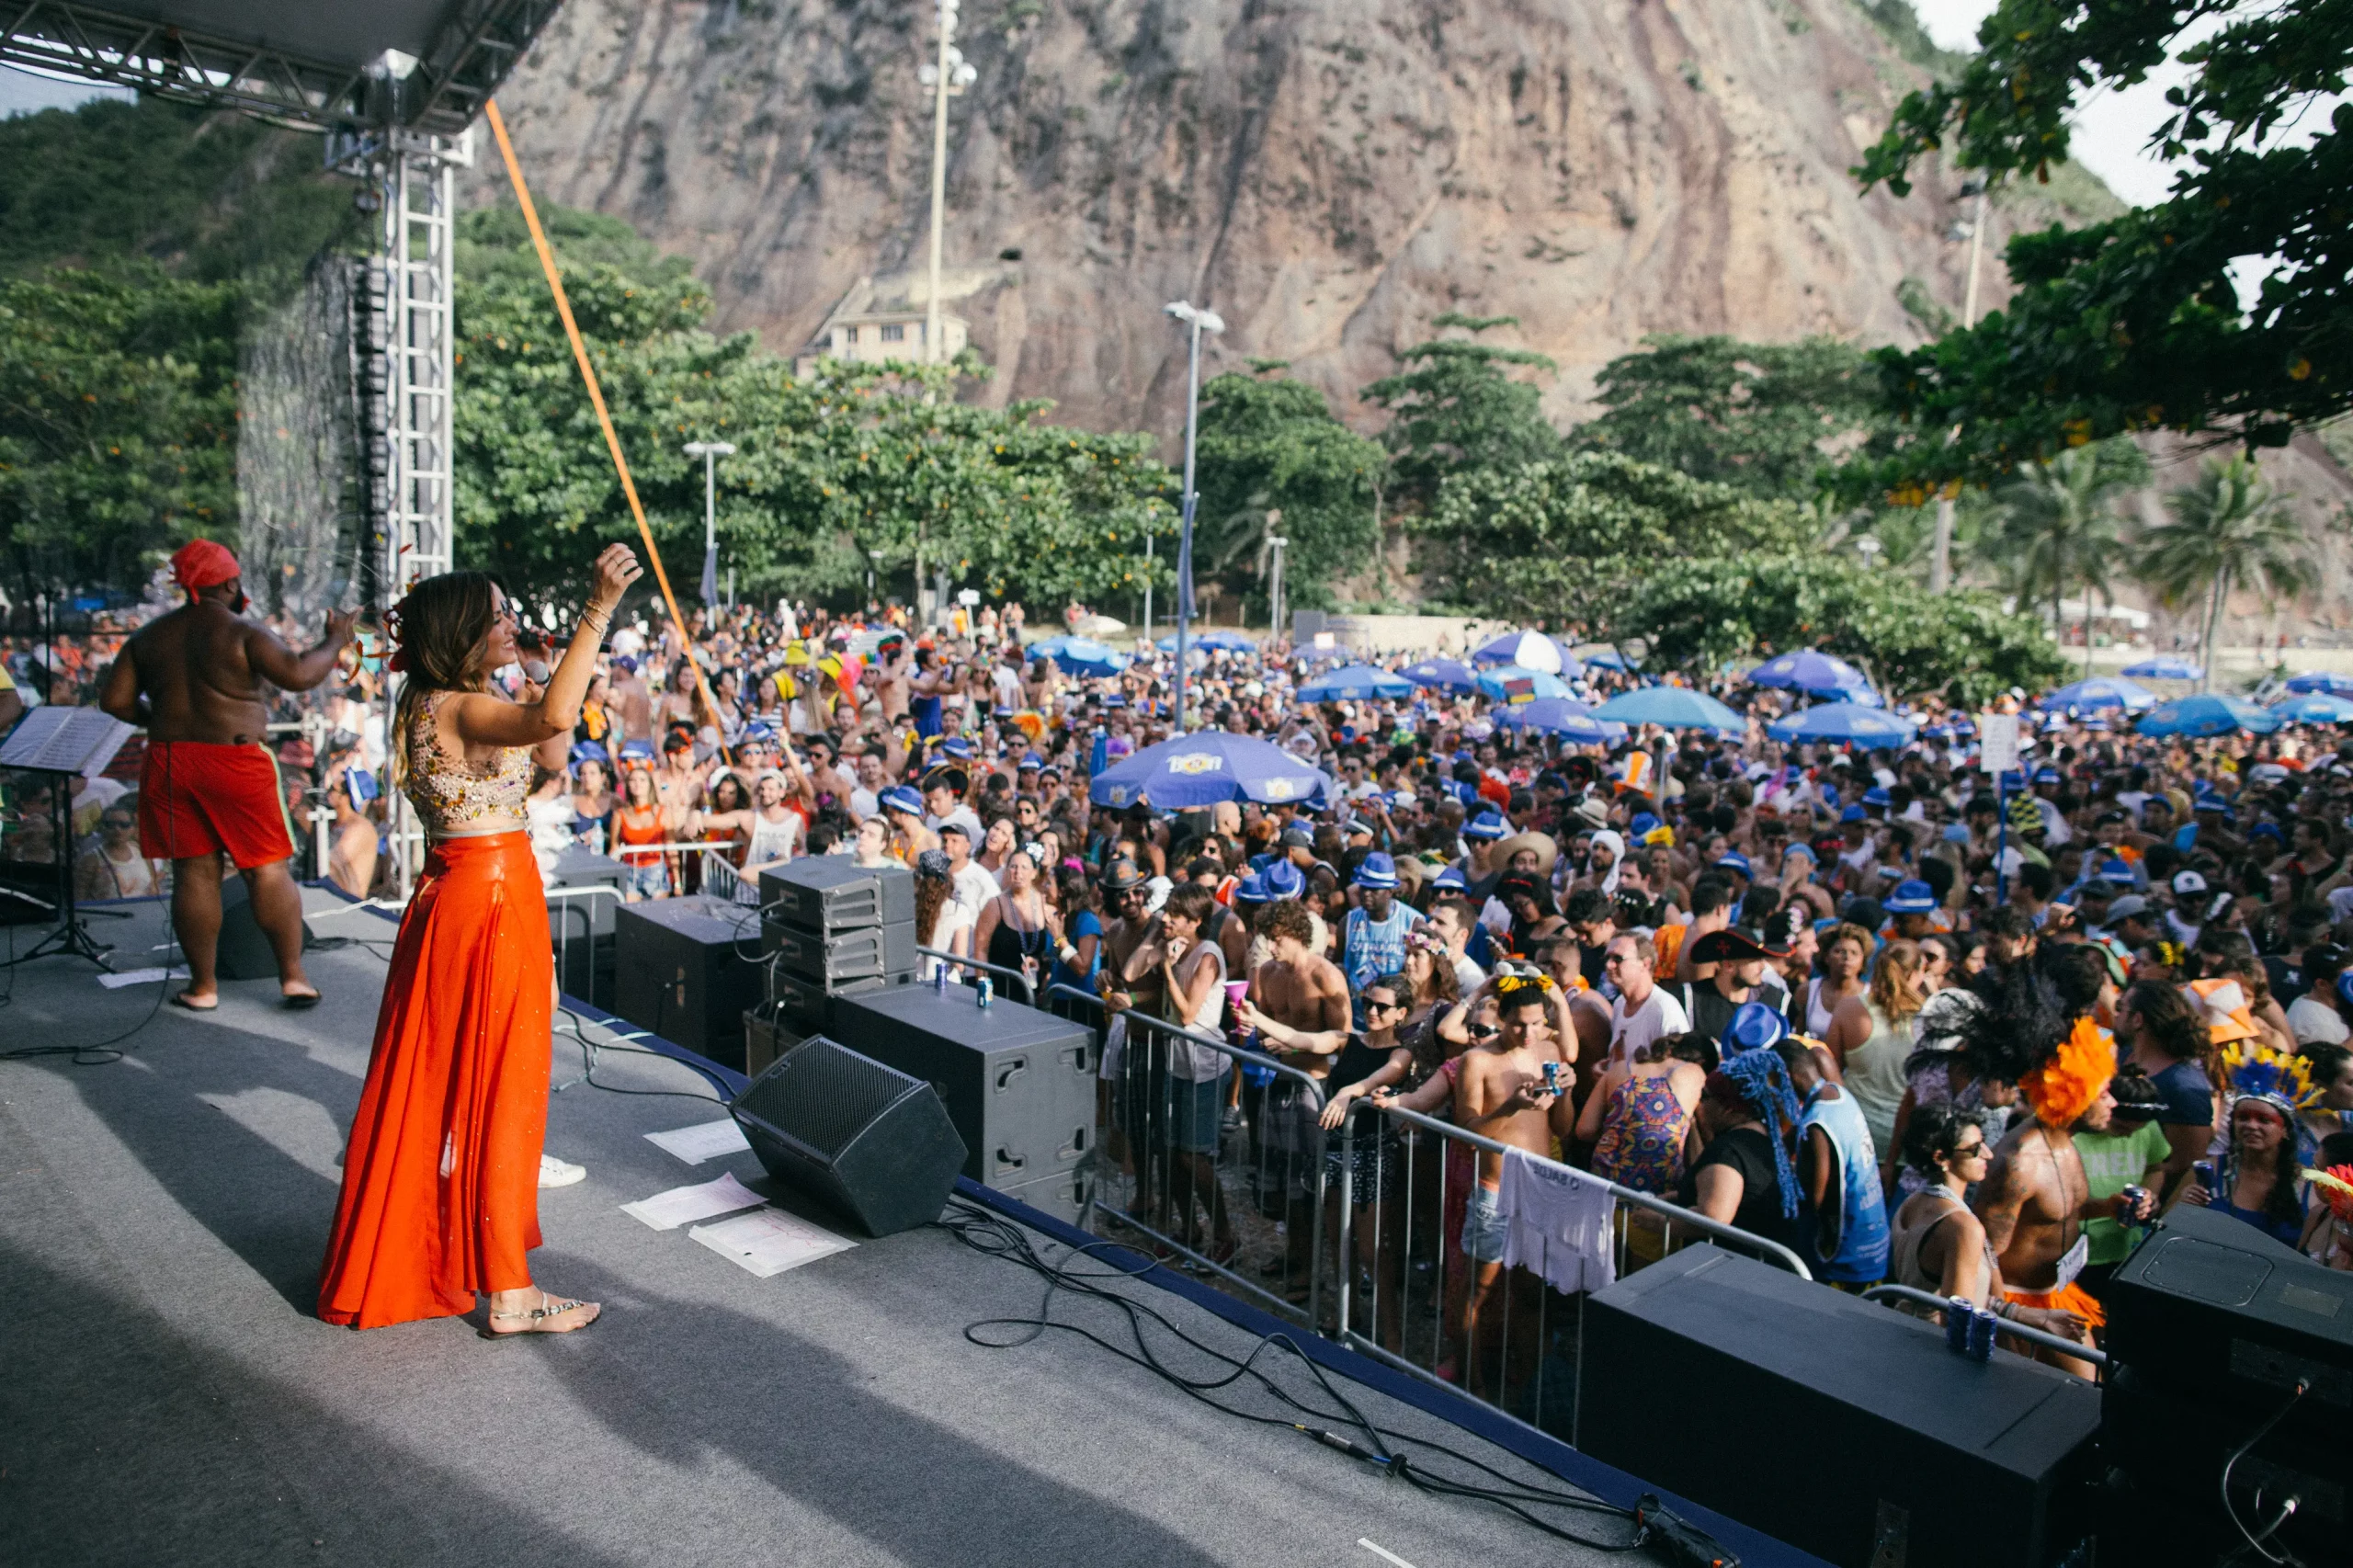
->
[318, 543, 642, 1335]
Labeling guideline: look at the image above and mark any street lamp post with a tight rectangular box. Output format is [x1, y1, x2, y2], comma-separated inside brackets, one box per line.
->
[1266, 531, 1289, 643]
[918, 0, 976, 370]
[1163, 300, 1224, 733]
[684, 440, 735, 608]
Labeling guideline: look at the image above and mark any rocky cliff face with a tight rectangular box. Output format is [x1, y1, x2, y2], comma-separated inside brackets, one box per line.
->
[475, 0, 2082, 436]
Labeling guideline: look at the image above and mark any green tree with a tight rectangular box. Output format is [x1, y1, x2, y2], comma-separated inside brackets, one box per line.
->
[1623, 553, 2066, 705]
[0, 267, 242, 593]
[450, 205, 1176, 613]
[1189, 367, 1384, 616]
[1362, 313, 1559, 511]
[1978, 437, 2151, 668]
[1575, 335, 1887, 498]
[1849, 0, 2349, 494]
[0, 96, 358, 295]
[1410, 453, 1813, 629]
[2133, 455, 2316, 687]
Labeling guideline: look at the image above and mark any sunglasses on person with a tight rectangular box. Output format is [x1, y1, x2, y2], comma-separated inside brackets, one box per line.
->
[1951, 1138, 1989, 1161]
[102, 816, 135, 831]
[1365, 995, 1405, 1014]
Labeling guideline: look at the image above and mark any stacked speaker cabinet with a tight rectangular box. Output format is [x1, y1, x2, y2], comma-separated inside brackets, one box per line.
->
[830, 983, 1094, 1196]
[613, 894, 764, 1072]
[746, 859, 918, 1073]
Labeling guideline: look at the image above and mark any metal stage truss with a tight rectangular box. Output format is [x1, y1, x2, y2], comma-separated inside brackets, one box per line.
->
[0, 0, 563, 135]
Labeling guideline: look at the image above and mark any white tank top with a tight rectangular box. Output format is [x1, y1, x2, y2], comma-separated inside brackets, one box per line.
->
[745, 810, 800, 865]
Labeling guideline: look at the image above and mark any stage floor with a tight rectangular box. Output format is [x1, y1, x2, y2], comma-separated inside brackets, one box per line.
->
[2, 892, 1627, 1568]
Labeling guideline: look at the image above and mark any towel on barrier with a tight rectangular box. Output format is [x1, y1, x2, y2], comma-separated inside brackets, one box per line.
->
[1496, 1148, 1618, 1294]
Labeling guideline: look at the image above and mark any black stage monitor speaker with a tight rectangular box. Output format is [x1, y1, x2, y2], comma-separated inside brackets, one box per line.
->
[615, 895, 763, 1071]
[547, 848, 628, 1009]
[216, 873, 316, 980]
[1580, 1247, 2101, 1568]
[2104, 1203, 2353, 1415]
[731, 1036, 967, 1237]
[2097, 1207, 2353, 1567]
[831, 983, 1094, 1187]
[758, 859, 914, 934]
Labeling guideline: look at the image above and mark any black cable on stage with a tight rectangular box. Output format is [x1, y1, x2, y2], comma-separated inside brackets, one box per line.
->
[553, 1002, 728, 1103]
[933, 1196, 1735, 1563]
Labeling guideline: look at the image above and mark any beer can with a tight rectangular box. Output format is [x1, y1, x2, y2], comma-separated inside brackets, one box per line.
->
[1946, 1297, 1975, 1356]
[2192, 1160, 2216, 1191]
[1966, 1304, 1996, 1361]
[976, 975, 993, 1010]
[2119, 1184, 2149, 1224]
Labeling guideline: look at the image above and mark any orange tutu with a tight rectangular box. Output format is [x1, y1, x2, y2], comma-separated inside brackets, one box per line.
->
[318, 833, 553, 1329]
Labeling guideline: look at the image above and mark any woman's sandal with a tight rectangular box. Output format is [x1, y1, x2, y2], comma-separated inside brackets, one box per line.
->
[479, 1290, 600, 1339]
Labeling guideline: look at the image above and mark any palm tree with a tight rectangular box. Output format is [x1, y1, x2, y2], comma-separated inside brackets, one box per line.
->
[1982, 440, 2149, 672]
[2134, 455, 2313, 689]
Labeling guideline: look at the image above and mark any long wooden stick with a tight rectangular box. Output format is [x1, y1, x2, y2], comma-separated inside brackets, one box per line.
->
[483, 97, 743, 766]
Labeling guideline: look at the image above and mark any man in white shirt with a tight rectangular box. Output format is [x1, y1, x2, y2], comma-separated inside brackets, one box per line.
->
[940, 822, 998, 918]
[1604, 930, 1688, 1068]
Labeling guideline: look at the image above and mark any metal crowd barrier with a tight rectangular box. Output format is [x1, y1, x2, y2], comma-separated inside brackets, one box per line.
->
[1049, 983, 1336, 1325]
[1039, 980, 1827, 1443]
[1861, 1283, 2109, 1370]
[1324, 1097, 1813, 1438]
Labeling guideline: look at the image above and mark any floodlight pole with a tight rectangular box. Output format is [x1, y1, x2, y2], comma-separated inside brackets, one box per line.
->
[684, 441, 735, 607]
[1165, 300, 1223, 733]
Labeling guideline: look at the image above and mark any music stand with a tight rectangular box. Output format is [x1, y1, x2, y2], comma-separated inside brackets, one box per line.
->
[0, 707, 139, 970]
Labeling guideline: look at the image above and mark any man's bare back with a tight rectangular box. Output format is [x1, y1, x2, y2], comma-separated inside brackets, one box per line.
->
[103, 599, 354, 744]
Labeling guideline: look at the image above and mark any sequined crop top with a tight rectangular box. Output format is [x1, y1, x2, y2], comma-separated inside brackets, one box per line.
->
[406, 692, 533, 837]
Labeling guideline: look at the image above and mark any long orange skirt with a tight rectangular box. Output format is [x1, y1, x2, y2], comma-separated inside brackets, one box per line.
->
[318, 833, 552, 1329]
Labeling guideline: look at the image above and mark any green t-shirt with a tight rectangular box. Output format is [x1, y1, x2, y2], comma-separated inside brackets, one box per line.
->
[2074, 1119, 2171, 1265]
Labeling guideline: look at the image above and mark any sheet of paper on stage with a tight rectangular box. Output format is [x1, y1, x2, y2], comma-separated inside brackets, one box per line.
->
[620, 1172, 767, 1232]
[97, 966, 189, 990]
[688, 1207, 857, 1278]
[644, 1119, 750, 1165]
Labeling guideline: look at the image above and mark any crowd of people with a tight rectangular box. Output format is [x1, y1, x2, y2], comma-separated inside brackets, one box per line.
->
[10, 587, 2353, 1394]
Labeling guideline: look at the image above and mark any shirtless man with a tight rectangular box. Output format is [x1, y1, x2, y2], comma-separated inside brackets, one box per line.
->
[1972, 1019, 2131, 1378]
[99, 540, 353, 1009]
[1451, 974, 1578, 1397]
[1234, 899, 1351, 1282]
[608, 655, 653, 743]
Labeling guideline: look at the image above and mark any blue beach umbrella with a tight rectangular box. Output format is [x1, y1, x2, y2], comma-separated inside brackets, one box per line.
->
[2284, 671, 2353, 697]
[2121, 656, 2202, 680]
[1089, 733, 1329, 810]
[2268, 692, 2353, 725]
[1494, 699, 1625, 744]
[1581, 648, 1637, 672]
[1295, 663, 1415, 702]
[1766, 701, 1919, 746]
[2135, 694, 2281, 737]
[1745, 651, 1871, 698]
[2034, 676, 2157, 712]
[1027, 636, 1130, 679]
[1400, 656, 1480, 695]
[1589, 686, 1745, 733]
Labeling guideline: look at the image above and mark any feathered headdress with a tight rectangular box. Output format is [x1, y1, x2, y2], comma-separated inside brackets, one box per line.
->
[1719, 1047, 1803, 1219]
[2302, 1165, 2353, 1223]
[2186, 979, 2261, 1047]
[2020, 1016, 2118, 1129]
[2222, 1040, 2319, 1119]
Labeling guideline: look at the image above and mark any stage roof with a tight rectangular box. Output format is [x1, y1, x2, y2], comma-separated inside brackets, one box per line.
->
[0, 0, 563, 133]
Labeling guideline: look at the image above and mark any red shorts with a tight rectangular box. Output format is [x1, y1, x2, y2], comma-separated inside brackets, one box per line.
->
[140, 741, 295, 869]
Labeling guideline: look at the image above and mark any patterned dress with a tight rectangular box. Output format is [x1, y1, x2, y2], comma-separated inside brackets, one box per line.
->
[1592, 1070, 1691, 1193]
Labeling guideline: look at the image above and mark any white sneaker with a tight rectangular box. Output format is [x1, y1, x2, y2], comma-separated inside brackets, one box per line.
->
[538, 1153, 586, 1188]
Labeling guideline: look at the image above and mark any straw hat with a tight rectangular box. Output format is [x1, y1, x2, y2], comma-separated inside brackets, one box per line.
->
[1492, 830, 1559, 877]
